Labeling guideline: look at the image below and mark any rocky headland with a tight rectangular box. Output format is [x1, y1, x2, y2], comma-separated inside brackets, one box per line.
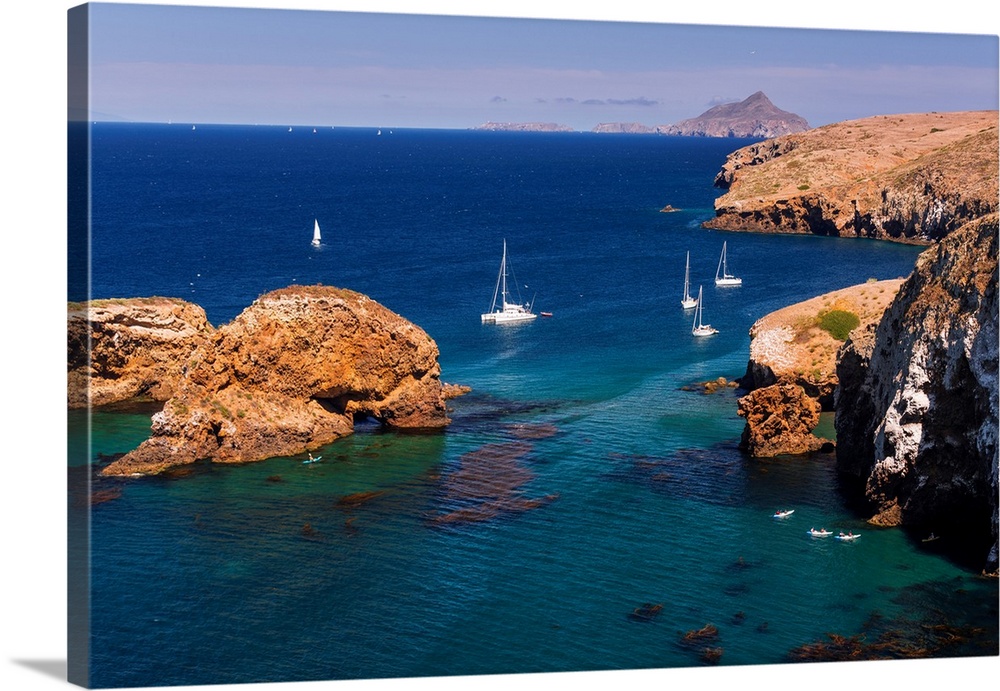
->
[707, 110, 998, 242]
[658, 91, 809, 139]
[70, 286, 454, 476]
[834, 214, 998, 574]
[736, 279, 903, 457]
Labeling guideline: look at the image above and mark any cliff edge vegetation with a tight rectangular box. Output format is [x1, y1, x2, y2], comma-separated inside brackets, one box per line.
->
[737, 279, 903, 457]
[707, 111, 998, 242]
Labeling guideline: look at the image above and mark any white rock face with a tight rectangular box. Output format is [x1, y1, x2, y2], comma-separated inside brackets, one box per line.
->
[834, 214, 998, 575]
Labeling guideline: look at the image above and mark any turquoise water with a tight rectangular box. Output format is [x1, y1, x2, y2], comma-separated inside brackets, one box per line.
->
[75, 124, 997, 687]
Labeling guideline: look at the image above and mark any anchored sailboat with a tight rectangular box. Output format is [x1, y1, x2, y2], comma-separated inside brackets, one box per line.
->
[481, 240, 537, 324]
[311, 219, 322, 247]
[692, 286, 718, 337]
[681, 251, 697, 309]
[715, 241, 742, 286]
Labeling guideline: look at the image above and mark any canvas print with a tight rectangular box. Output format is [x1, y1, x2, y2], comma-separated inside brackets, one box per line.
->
[67, 2, 999, 688]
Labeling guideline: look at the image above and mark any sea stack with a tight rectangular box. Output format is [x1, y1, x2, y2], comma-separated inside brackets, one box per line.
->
[98, 285, 451, 476]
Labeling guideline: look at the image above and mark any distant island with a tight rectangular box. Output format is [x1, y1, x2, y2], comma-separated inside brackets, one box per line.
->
[473, 121, 574, 132]
[474, 91, 809, 138]
[656, 91, 809, 138]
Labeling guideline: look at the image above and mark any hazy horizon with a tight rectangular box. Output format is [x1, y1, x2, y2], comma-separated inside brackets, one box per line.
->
[77, 2, 999, 132]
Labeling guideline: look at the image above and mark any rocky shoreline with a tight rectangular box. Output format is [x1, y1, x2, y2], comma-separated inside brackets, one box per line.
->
[733, 215, 998, 575]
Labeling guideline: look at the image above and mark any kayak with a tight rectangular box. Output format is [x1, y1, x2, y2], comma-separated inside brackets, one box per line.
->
[773, 510, 794, 518]
[834, 533, 860, 541]
[302, 455, 323, 465]
[808, 529, 833, 537]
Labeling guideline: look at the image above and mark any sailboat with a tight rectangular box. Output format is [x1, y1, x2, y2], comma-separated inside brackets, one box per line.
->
[681, 251, 698, 309]
[691, 286, 718, 336]
[311, 219, 322, 247]
[715, 241, 742, 286]
[481, 240, 537, 324]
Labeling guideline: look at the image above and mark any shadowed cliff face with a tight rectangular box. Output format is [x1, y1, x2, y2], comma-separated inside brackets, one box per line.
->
[707, 111, 998, 243]
[96, 286, 450, 476]
[834, 215, 999, 574]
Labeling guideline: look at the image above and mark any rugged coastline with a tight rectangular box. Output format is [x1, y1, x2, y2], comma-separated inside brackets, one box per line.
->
[835, 214, 998, 574]
[735, 279, 903, 457]
[725, 110, 998, 574]
[706, 111, 998, 242]
[69, 286, 455, 476]
[736, 214, 998, 574]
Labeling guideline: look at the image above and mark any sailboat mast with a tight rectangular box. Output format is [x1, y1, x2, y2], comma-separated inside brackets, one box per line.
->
[501, 239, 508, 304]
[685, 252, 690, 295]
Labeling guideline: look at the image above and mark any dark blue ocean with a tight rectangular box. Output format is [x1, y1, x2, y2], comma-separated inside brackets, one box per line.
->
[71, 123, 997, 687]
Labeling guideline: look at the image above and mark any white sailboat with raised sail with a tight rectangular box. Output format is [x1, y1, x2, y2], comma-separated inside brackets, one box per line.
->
[311, 219, 322, 247]
[691, 286, 718, 336]
[481, 240, 537, 324]
[681, 251, 697, 309]
[715, 241, 742, 286]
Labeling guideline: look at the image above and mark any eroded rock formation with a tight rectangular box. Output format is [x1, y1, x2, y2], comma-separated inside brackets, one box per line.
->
[67, 297, 214, 408]
[738, 384, 828, 457]
[96, 285, 451, 476]
[834, 214, 998, 574]
[707, 111, 998, 242]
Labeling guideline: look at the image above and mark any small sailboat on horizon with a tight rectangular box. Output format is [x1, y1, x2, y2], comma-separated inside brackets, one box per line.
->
[715, 241, 742, 287]
[481, 240, 538, 324]
[681, 251, 697, 309]
[311, 219, 322, 247]
[691, 286, 718, 337]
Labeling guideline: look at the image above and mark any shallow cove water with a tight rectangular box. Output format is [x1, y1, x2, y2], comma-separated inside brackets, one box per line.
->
[76, 123, 997, 687]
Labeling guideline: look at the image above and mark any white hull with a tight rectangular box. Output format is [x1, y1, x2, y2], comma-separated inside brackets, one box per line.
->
[715, 277, 742, 287]
[481, 310, 538, 324]
[311, 219, 322, 246]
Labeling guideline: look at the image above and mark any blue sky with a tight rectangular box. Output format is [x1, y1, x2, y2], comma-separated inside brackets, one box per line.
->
[80, 1, 999, 130]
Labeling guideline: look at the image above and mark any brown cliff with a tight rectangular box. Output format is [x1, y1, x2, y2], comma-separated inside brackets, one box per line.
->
[707, 111, 998, 242]
[97, 286, 451, 476]
[736, 280, 903, 457]
[67, 297, 214, 409]
[834, 214, 998, 574]
[658, 91, 809, 139]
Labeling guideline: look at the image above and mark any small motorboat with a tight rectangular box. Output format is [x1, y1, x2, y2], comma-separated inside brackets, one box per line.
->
[835, 532, 860, 541]
[808, 529, 833, 537]
[773, 509, 794, 519]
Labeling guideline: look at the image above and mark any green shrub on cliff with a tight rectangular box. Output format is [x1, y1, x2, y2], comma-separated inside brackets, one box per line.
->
[818, 309, 860, 341]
